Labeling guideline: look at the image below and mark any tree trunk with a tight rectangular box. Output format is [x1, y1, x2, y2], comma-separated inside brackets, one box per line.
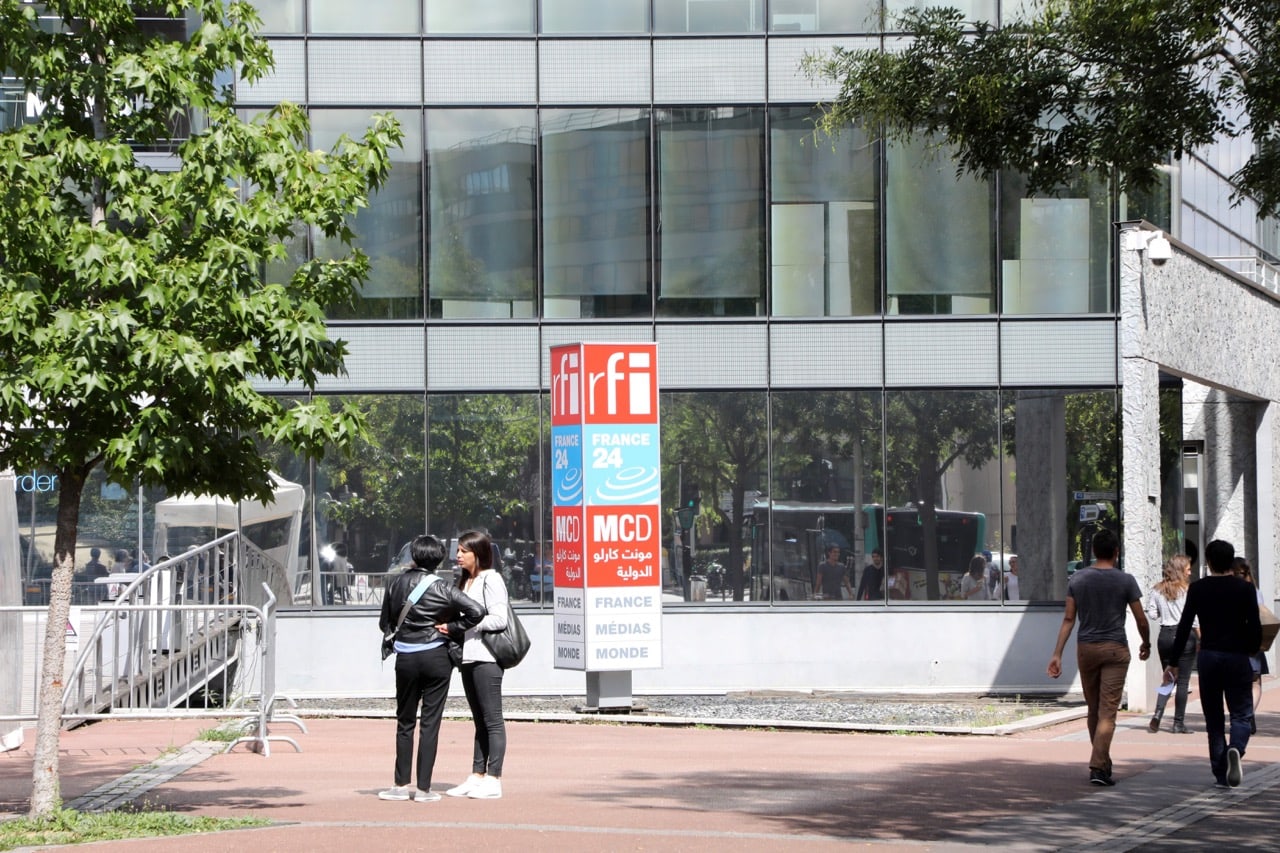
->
[728, 479, 746, 602]
[917, 462, 941, 601]
[29, 471, 84, 819]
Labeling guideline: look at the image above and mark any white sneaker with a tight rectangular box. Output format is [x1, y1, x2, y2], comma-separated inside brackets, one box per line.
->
[378, 785, 411, 801]
[446, 774, 484, 797]
[414, 788, 442, 802]
[467, 775, 502, 799]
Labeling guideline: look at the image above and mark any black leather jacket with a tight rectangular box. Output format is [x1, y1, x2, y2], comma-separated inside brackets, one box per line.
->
[380, 570, 485, 647]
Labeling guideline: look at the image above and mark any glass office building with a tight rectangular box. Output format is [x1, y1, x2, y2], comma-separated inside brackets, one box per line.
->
[10, 2, 1279, 695]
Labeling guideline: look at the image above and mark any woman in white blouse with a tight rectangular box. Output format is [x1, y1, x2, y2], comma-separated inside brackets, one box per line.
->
[1146, 554, 1198, 733]
[445, 530, 510, 800]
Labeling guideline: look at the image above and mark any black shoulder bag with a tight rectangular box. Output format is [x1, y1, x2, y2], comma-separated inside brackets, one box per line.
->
[480, 573, 531, 669]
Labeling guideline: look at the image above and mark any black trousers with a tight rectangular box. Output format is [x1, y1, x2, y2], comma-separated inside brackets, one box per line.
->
[460, 660, 507, 776]
[393, 644, 453, 789]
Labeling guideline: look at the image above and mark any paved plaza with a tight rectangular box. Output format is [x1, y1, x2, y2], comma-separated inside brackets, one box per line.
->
[3, 683, 1280, 852]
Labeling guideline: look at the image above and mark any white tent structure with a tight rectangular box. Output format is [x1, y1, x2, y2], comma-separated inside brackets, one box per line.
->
[152, 472, 305, 602]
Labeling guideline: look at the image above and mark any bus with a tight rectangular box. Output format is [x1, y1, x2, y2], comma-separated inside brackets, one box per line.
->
[747, 501, 987, 602]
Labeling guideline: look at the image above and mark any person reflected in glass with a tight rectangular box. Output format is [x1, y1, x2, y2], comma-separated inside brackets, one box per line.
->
[856, 549, 884, 601]
[814, 544, 853, 601]
[960, 554, 990, 600]
[446, 530, 510, 800]
[1146, 554, 1198, 733]
[1003, 555, 1021, 601]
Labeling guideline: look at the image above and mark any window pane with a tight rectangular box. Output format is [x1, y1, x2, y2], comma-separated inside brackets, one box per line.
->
[654, 0, 763, 33]
[1000, 171, 1112, 313]
[304, 395, 427, 608]
[309, 0, 419, 33]
[656, 107, 764, 317]
[1006, 389, 1119, 602]
[428, 109, 537, 318]
[252, 0, 305, 32]
[885, 0, 994, 27]
[428, 393, 543, 601]
[886, 136, 994, 314]
[769, 0, 880, 32]
[311, 110, 424, 319]
[882, 389, 1001, 601]
[771, 107, 879, 316]
[426, 0, 534, 32]
[541, 0, 647, 33]
[762, 390, 884, 603]
[660, 391, 766, 603]
[541, 109, 651, 319]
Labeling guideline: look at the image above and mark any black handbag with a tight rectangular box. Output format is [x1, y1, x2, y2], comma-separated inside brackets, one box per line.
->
[480, 577, 531, 669]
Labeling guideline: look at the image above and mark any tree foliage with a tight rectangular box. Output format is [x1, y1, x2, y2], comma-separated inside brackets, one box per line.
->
[0, 0, 401, 817]
[803, 0, 1280, 215]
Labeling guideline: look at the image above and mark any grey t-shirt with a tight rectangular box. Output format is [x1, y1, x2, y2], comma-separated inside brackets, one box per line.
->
[1068, 566, 1142, 645]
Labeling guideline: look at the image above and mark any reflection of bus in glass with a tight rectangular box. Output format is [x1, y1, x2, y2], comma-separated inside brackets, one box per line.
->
[747, 501, 986, 602]
[870, 506, 987, 601]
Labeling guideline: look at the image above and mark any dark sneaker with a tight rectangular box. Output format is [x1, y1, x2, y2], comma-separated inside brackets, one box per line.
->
[1089, 769, 1116, 786]
[1226, 748, 1243, 787]
[1172, 722, 1191, 734]
[1148, 717, 1161, 733]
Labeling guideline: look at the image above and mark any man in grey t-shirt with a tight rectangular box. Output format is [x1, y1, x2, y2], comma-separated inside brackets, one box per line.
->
[1047, 528, 1151, 786]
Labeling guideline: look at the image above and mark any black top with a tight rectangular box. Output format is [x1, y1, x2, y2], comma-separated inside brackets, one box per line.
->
[1173, 574, 1261, 656]
[379, 569, 485, 647]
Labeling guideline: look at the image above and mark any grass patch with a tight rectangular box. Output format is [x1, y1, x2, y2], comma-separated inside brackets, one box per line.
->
[196, 721, 245, 742]
[0, 809, 267, 850]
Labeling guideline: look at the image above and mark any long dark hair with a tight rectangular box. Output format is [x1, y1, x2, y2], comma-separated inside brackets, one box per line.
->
[455, 529, 493, 589]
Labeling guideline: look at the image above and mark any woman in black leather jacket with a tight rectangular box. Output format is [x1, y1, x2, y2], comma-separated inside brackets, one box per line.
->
[377, 534, 485, 802]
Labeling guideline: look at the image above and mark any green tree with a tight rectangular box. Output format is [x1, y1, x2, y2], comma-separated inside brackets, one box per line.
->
[803, 0, 1280, 214]
[0, 1, 401, 817]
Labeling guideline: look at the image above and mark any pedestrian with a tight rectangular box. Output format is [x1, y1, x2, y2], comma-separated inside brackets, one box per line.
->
[1047, 527, 1151, 786]
[1146, 554, 1197, 733]
[1169, 540, 1261, 787]
[856, 549, 884, 601]
[1232, 556, 1267, 734]
[447, 530, 510, 800]
[377, 534, 485, 802]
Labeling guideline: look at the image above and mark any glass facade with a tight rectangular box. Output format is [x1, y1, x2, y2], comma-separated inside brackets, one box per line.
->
[188, 5, 1146, 612]
[541, 109, 652, 319]
[427, 109, 537, 318]
[310, 110, 424, 320]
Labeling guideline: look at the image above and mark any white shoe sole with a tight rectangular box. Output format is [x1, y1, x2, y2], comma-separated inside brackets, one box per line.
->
[1226, 748, 1243, 787]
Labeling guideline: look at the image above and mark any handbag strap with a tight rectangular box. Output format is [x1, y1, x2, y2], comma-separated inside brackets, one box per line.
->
[391, 573, 432, 638]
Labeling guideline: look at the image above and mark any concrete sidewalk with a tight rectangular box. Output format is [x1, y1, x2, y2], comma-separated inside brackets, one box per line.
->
[3, 698, 1280, 852]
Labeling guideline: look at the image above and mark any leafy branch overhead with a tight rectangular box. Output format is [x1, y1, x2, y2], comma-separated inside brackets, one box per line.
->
[803, 0, 1280, 214]
[0, 0, 404, 505]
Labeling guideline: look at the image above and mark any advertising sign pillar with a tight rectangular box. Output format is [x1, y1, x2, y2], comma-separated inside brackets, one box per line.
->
[550, 343, 662, 709]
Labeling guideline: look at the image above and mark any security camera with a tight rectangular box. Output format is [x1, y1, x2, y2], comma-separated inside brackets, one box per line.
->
[1147, 233, 1172, 263]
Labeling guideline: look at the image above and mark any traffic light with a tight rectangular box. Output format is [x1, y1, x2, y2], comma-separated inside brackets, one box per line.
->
[676, 480, 699, 530]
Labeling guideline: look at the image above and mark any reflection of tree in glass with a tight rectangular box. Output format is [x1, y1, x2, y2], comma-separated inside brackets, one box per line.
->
[885, 391, 1002, 600]
[428, 394, 541, 541]
[662, 392, 767, 601]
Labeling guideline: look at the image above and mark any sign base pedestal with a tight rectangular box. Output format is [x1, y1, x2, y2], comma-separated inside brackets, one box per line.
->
[585, 670, 633, 711]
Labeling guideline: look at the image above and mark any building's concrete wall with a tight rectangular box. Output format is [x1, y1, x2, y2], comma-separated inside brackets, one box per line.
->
[276, 606, 1076, 698]
[1119, 223, 1280, 709]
